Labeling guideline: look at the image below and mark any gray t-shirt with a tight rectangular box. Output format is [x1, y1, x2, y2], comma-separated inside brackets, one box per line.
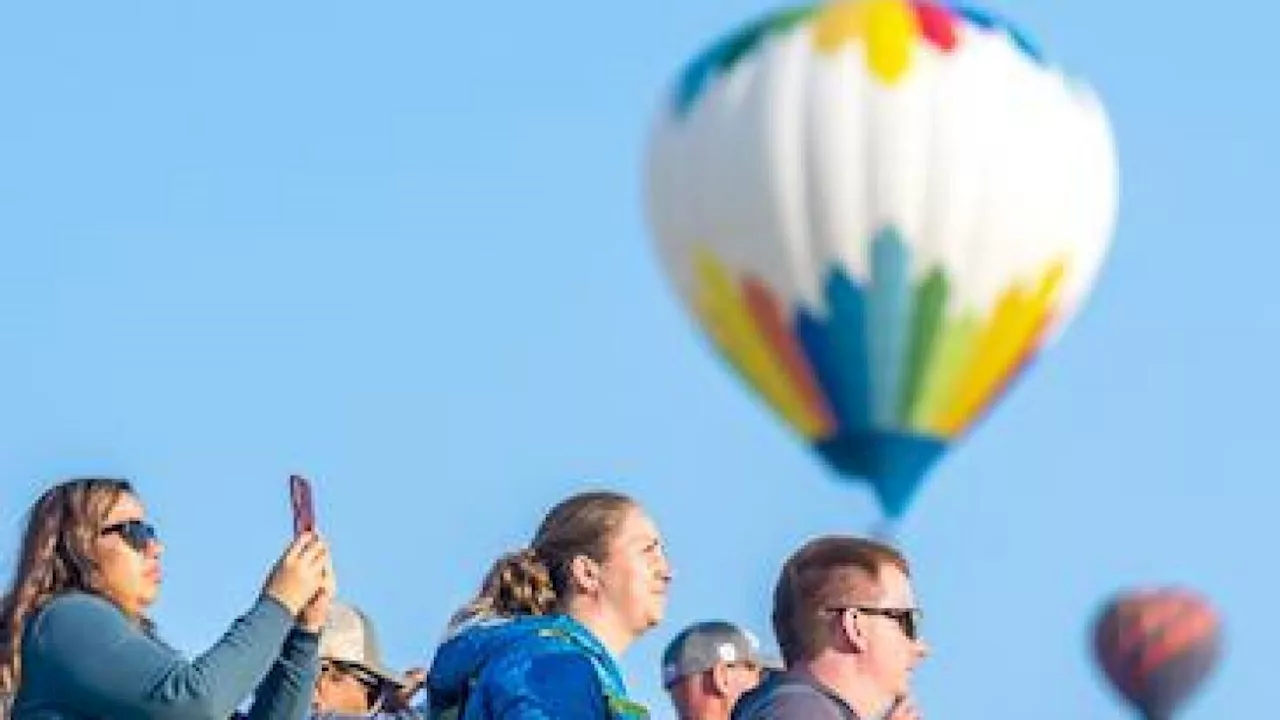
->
[731, 672, 858, 720]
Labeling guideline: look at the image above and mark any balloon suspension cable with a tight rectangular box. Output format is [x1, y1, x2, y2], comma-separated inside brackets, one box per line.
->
[869, 516, 900, 543]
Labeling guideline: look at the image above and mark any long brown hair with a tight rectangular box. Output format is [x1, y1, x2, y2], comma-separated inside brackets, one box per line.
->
[452, 490, 637, 624]
[0, 478, 135, 694]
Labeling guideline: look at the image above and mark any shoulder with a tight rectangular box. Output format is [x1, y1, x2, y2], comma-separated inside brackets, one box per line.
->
[734, 676, 850, 720]
[477, 648, 607, 719]
[27, 592, 126, 638]
[311, 714, 425, 720]
[483, 639, 600, 693]
[36, 591, 117, 616]
[23, 592, 134, 665]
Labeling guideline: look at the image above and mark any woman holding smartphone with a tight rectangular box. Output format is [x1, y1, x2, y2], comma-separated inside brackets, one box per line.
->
[0, 477, 335, 719]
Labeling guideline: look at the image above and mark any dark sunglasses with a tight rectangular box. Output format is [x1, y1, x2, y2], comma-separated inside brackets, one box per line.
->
[321, 660, 383, 692]
[100, 520, 159, 552]
[825, 606, 922, 641]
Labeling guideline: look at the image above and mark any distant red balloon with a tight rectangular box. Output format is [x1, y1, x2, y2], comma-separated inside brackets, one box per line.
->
[1092, 587, 1222, 720]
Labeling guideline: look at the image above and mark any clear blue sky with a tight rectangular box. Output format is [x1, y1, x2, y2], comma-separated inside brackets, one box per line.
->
[0, 1, 1272, 717]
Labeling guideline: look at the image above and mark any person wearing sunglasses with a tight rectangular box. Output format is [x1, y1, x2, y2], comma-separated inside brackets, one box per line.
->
[0, 477, 336, 719]
[310, 601, 425, 718]
[731, 536, 928, 720]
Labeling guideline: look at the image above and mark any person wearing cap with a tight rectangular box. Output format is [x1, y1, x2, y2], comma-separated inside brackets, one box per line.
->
[731, 536, 928, 720]
[311, 601, 426, 719]
[662, 620, 778, 720]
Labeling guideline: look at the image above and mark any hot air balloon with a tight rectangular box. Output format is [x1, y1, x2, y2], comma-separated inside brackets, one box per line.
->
[644, 0, 1119, 519]
[1093, 587, 1222, 720]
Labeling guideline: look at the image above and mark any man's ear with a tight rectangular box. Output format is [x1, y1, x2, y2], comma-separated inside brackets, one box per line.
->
[709, 663, 732, 697]
[842, 610, 869, 654]
[569, 554, 601, 595]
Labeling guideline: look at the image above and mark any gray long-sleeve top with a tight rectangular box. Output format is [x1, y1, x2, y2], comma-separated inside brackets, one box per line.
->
[12, 591, 318, 720]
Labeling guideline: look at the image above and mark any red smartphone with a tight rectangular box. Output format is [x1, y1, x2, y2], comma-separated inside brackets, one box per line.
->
[289, 475, 315, 536]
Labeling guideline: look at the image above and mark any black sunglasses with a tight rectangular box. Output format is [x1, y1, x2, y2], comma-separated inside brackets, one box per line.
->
[101, 520, 159, 552]
[321, 660, 383, 692]
[825, 606, 922, 641]
[321, 659, 390, 709]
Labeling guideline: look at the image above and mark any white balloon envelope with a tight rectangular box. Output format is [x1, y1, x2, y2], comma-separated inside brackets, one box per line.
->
[645, 0, 1119, 517]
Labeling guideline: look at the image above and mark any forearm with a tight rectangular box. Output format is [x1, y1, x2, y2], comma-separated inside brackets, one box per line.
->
[245, 627, 320, 720]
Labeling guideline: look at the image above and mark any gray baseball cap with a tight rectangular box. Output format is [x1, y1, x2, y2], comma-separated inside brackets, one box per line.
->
[319, 601, 409, 689]
[661, 620, 783, 687]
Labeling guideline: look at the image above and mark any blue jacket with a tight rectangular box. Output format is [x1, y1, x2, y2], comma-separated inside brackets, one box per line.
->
[426, 615, 647, 720]
[250, 708, 424, 720]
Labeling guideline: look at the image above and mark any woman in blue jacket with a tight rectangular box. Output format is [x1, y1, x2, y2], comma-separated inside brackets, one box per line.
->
[427, 490, 673, 719]
[0, 477, 336, 719]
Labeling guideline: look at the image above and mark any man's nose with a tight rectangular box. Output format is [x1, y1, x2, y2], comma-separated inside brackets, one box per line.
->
[914, 638, 931, 659]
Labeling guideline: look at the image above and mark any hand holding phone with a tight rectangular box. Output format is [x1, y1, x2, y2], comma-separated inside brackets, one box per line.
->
[289, 475, 315, 536]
